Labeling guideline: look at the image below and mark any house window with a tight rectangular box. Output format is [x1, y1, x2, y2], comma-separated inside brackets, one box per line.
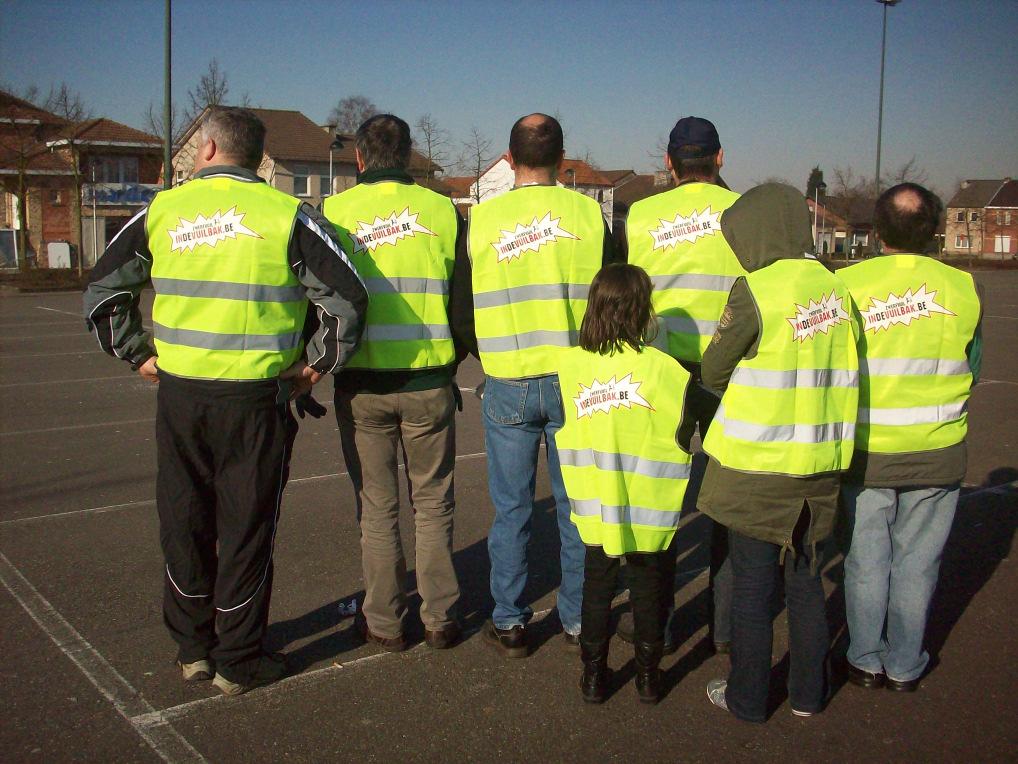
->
[955, 211, 964, 223]
[320, 175, 332, 197]
[92, 156, 139, 184]
[970, 211, 979, 222]
[997, 210, 1013, 225]
[995, 235, 1012, 253]
[293, 166, 310, 197]
[49, 190, 63, 206]
[174, 169, 186, 185]
[955, 234, 970, 248]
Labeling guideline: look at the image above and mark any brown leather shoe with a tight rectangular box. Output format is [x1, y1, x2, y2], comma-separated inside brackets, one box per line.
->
[354, 614, 408, 652]
[424, 622, 462, 650]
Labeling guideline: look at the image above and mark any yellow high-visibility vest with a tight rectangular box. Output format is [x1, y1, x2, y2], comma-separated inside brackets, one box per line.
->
[557, 343, 692, 555]
[468, 185, 604, 378]
[703, 259, 859, 476]
[840, 254, 979, 454]
[323, 180, 457, 370]
[147, 176, 305, 380]
[627, 182, 744, 363]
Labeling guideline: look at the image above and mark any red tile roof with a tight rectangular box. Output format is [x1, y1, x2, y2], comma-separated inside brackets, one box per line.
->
[558, 159, 611, 187]
[442, 176, 475, 196]
[599, 169, 637, 186]
[947, 179, 1006, 209]
[0, 90, 69, 126]
[64, 118, 161, 146]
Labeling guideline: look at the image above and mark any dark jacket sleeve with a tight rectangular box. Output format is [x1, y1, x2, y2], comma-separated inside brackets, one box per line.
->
[449, 210, 478, 359]
[82, 208, 155, 368]
[289, 204, 369, 374]
[700, 277, 760, 393]
[967, 282, 985, 385]
[602, 217, 615, 267]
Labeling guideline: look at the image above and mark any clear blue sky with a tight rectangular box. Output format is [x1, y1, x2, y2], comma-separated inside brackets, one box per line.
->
[3, 0, 1016, 196]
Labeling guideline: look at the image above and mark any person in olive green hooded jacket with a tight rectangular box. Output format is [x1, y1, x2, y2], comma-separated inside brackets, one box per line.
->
[698, 183, 860, 722]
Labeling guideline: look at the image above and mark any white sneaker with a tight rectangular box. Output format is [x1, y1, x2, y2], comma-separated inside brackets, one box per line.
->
[792, 708, 814, 718]
[706, 678, 729, 711]
[176, 658, 213, 682]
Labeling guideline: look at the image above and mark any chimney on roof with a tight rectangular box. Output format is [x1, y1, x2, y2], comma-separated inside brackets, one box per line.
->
[321, 122, 337, 134]
[654, 170, 670, 187]
[961, 180, 970, 189]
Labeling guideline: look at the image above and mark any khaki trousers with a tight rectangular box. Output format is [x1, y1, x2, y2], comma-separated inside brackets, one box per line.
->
[335, 385, 459, 637]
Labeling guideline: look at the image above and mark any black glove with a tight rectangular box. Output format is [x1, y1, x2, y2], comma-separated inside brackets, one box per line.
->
[295, 392, 327, 419]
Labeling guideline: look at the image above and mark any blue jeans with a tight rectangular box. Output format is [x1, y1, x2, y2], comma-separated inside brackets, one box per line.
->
[842, 485, 959, 682]
[483, 374, 584, 634]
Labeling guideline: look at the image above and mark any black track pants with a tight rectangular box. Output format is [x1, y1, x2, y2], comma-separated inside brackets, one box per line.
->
[156, 374, 297, 682]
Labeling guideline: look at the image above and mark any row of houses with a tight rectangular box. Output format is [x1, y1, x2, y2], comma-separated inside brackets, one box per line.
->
[6, 90, 1013, 269]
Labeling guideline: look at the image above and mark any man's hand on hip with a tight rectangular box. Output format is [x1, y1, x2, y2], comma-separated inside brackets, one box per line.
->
[138, 356, 159, 383]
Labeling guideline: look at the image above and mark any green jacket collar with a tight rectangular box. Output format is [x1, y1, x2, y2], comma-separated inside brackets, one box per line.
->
[358, 168, 414, 185]
[193, 165, 264, 182]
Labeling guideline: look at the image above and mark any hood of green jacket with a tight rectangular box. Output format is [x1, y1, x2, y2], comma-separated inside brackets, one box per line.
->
[720, 183, 814, 273]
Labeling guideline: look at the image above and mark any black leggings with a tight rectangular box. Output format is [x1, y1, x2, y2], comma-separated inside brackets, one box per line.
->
[581, 539, 676, 645]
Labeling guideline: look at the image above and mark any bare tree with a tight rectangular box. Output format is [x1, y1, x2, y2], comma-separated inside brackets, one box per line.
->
[144, 58, 232, 144]
[41, 83, 90, 122]
[414, 113, 450, 180]
[458, 127, 494, 204]
[329, 95, 378, 134]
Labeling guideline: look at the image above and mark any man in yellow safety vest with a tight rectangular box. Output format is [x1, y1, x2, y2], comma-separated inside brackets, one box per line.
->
[84, 107, 367, 696]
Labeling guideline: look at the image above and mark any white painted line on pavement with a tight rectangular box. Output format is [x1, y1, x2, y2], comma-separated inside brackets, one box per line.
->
[961, 481, 1017, 500]
[978, 379, 1018, 387]
[0, 452, 491, 526]
[0, 417, 155, 437]
[3, 349, 105, 358]
[986, 315, 1018, 320]
[0, 551, 206, 763]
[135, 607, 559, 723]
[3, 332, 98, 341]
[0, 374, 133, 389]
[0, 321, 81, 328]
[36, 306, 84, 318]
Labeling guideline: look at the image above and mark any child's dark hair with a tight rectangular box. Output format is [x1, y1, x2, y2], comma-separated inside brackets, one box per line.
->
[579, 263, 656, 355]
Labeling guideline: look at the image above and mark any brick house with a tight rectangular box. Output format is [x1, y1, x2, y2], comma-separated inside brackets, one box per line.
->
[173, 107, 440, 209]
[983, 179, 1017, 259]
[1, 90, 163, 268]
[944, 179, 1006, 257]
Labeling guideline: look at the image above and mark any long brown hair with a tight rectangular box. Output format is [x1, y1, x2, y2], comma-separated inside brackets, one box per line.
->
[579, 263, 656, 355]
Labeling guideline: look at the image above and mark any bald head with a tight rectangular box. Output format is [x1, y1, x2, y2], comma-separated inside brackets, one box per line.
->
[509, 113, 563, 170]
[874, 182, 943, 253]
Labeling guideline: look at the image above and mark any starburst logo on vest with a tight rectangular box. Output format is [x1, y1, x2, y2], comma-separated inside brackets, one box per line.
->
[648, 207, 722, 250]
[491, 212, 578, 262]
[351, 207, 435, 253]
[787, 291, 850, 342]
[167, 207, 261, 253]
[573, 373, 653, 418]
[859, 284, 954, 333]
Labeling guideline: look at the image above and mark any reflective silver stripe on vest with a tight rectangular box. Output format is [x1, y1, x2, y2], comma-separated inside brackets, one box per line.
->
[473, 283, 589, 309]
[662, 316, 719, 336]
[154, 322, 302, 351]
[715, 406, 855, 444]
[477, 329, 578, 353]
[651, 273, 738, 292]
[152, 277, 305, 303]
[730, 368, 859, 389]
[557, 448, 691, 481]
[570, 498, 680, 529]
[859, 401, 967, 426]
[363, 277, 448, 296]
[364, 324, 453, 341]
[860, 357, 971, 377]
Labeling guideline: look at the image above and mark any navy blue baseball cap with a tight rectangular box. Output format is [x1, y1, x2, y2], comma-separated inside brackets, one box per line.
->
[667, 117, 721, 158]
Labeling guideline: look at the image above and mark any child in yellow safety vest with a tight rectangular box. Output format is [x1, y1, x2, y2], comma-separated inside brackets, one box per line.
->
[556, 264, 693, 704]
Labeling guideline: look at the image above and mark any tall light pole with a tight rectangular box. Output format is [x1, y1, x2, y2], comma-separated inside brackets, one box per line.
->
[328, 136, 344, 196]
[874, 0, 900, 198]
[813, 180, 827, 256]
[163, 0, 172, 190]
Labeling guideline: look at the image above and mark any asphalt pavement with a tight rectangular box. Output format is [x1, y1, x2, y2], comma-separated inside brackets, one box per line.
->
[0, 273, 1015, 763]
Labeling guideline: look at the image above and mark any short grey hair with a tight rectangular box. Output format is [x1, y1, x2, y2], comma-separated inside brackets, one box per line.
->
[201, 107, 265, 170]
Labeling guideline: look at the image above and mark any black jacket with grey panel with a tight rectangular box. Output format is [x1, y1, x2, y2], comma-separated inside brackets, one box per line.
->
[83, 165, 368, 395]
[695, 183, 843, 553]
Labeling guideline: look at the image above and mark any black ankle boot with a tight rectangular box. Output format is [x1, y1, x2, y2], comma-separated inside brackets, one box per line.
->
[580, 639, 610, 704]
[634, 640, 663, 704]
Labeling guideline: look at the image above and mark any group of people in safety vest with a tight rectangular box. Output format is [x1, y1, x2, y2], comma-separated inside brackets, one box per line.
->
[85, 108, 981, 720]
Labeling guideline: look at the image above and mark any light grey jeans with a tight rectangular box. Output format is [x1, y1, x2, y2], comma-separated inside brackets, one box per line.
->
[842, 484, 959, 681]
[335, 385, 459, 638]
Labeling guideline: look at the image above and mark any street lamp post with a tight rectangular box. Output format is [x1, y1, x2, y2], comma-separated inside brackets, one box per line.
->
[564, 167, 575, 190]
[875, 0, 900, 198]
[813, 180, 827, 256]
[328, 136, 344, 196]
